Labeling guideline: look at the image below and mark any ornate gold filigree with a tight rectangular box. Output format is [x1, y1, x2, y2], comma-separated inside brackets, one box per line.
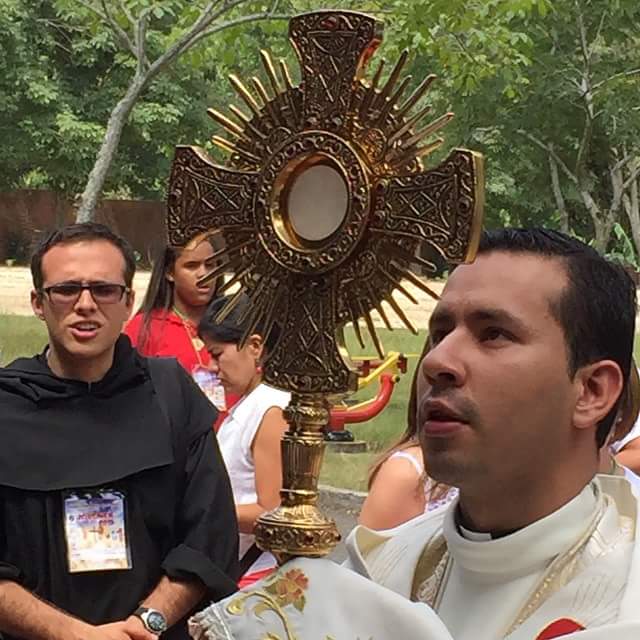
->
[166, 9, 484, 558]
[256, 396, 341, 560]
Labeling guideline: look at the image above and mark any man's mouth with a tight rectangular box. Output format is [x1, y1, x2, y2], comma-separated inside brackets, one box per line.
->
[69, 322, 101, 339]
[421, 400, 468, 437]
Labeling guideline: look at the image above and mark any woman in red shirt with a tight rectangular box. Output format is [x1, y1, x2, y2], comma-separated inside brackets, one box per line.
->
[125, 235, 238, 414]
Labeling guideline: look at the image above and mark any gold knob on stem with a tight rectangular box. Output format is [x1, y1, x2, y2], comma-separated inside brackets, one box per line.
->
[254, 394, 341, 562]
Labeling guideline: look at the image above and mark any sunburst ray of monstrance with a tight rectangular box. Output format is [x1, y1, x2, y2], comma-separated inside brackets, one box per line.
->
[167, 10, 484, 561]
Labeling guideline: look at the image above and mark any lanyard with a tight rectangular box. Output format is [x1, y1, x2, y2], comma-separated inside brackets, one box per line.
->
[172, 307, 205, 367]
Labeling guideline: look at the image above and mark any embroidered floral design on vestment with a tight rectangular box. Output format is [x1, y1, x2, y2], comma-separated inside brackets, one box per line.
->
[226, 567, 310, 640]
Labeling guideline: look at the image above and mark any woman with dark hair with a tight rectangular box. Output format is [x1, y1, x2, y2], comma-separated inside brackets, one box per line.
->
[198, 294, 289, 587]
[124, 234, 232, 409]
[358, 337, 457, 530]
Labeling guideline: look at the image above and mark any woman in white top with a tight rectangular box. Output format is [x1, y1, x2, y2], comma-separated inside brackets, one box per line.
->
[199, 294, 290, 587]
[359, 338, 457, 530]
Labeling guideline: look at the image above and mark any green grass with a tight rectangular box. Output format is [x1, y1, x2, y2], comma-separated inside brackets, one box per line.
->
[320, 452, 373, 493]
[321, 327, 427, 491]
[0, 315, 47, 365]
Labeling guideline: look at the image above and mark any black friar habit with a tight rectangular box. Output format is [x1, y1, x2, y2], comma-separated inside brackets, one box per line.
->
[0, 335, 239, 640]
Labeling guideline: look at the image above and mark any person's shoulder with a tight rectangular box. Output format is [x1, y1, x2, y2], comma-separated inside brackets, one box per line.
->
[146, 356, 217, 444]
[244, 384, 290, 414]
[0, 354, 55, 400]
[144, 355, 191, 407]
[125, 308, 173, 331]
[345, 509, 446, 594]
[3, 352, 44, 370]
[385, 446, 424, 472]
[145, 353, 183, 374]
[257, 383, 290, 402]
[373, 453, 424, 492]
[370, 507, 446, 548]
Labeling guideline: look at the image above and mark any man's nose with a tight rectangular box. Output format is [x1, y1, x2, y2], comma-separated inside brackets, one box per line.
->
[74, 288, 98, 311]
[421, 334, 465, 388]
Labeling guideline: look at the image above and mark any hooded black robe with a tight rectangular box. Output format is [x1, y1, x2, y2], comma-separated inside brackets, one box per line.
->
[0, 336, 238, 640]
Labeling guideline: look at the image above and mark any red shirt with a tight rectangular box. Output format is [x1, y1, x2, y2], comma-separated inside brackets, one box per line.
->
[124, 310, 239, 422]
[125, 309, 210, 372]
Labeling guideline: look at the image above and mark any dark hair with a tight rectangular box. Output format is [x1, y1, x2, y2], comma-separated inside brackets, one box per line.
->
[478, 228, 637, 448]
[198, 293, 279, 352]
[31, 222, 136, 291]
[135, 235, 223, 349]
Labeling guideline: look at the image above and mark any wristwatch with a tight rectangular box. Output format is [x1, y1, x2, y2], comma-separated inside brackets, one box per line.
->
[133, 607, 168, 635]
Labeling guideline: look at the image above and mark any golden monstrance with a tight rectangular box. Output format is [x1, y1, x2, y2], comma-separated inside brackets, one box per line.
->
[167, 10, 484, 562]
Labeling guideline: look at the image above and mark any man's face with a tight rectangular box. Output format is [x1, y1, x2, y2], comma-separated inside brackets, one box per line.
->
[31, 240, 134, 366]
[418, 251, 578, 493]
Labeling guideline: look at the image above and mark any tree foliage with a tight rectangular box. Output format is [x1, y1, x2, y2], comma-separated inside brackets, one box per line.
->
[1, 0, 638, 258]
[381, 0, 639, 254]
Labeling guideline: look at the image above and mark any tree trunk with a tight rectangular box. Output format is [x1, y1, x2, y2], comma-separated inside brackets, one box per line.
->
[76, 73, 148, 223]
[624, 168, 640, 258]
[578, 185, 614, 252]
[548, 150, 569, 233]
[591, 214, 615, 253]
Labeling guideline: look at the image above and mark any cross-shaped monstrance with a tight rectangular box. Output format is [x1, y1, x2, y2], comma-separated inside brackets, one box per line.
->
[167, 10, 483, 559]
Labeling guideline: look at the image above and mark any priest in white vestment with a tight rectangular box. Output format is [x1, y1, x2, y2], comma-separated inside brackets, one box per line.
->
[346, 474, 640, 639]
[191, 230, 640, 640]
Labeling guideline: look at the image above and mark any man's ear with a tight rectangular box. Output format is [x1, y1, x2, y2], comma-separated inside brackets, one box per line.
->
[572, 360, 624, 432]
[31, 290, 45, 321]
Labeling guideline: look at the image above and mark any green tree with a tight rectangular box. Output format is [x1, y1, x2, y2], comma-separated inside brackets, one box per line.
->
[0, 0, 105, 195]
[513, 0, 640, 252]
[0, 0, 222, 201]
[382, 0, 640, 253]
[52, 0, 290, 222]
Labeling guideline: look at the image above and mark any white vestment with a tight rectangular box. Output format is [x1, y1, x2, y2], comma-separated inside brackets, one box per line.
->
[346, 475, 640, 639]
[189, 476, 640, 639]
[189, 557, 453, 640]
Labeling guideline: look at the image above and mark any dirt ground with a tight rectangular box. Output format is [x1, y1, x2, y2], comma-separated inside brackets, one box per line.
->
[0, 266, 442, 328]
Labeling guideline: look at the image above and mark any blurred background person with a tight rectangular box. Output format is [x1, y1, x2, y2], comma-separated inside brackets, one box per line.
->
[359, 338, 457, 530]
[125, 234, 237, 414]
[611, 368, 640, 475]
[600, 365, 640, 490]
[199, 294, 289, 587]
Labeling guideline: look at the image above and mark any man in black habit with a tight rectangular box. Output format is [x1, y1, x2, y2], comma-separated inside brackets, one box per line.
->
[0, 223, 239, 640]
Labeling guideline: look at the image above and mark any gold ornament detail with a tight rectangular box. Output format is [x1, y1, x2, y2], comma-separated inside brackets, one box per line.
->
[167, 9, 484, 559]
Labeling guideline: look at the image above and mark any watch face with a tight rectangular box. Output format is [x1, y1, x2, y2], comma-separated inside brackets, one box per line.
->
[146, 611, 167, 633]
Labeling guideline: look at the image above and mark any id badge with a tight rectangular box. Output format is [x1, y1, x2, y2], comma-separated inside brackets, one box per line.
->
[192, 365, 227, 411]
[63, 491, 132, 573]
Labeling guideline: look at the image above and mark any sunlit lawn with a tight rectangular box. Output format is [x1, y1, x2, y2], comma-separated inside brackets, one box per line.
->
[3, 313, 640, 492]
[0, 315, 48, 364]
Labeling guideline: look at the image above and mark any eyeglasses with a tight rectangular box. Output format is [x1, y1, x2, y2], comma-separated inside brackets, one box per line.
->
[41, 282, 130, 305]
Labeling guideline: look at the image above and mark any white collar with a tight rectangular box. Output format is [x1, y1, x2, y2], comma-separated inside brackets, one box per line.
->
[443, 482, 600, 580]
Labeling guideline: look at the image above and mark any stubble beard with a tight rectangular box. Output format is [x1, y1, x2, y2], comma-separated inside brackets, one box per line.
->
[419, 437, 475, 488]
